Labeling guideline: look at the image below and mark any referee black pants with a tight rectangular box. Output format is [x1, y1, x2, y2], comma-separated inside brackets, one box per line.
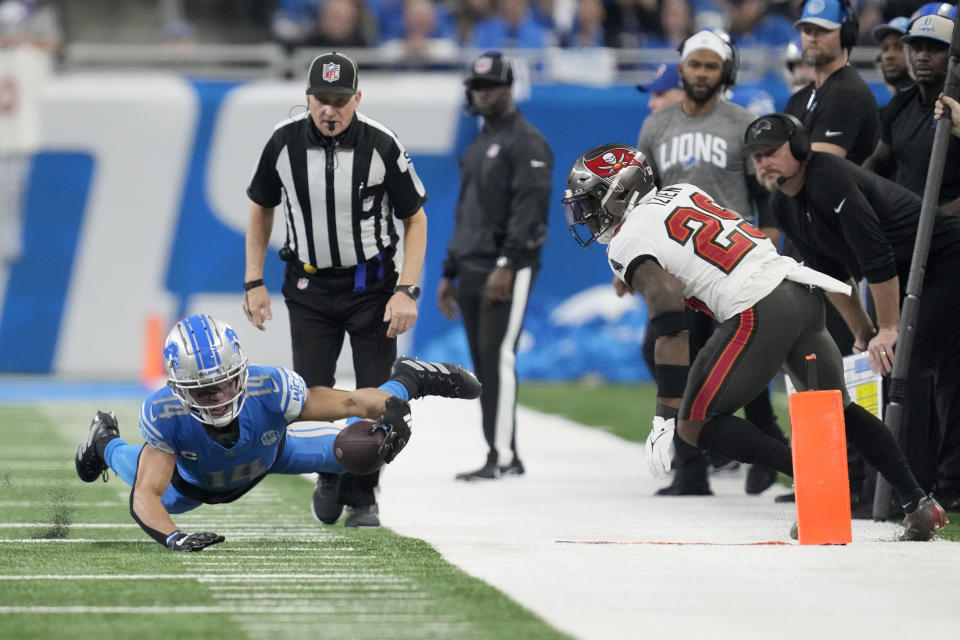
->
[283, 263, 398, 506]
[456, 264, 536, 464]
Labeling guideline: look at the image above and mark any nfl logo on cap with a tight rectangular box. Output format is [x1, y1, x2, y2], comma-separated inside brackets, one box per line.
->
[323, 62, 340, 83]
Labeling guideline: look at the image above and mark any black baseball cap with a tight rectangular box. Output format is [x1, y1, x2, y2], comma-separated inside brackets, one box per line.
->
[743, 115, 792, 151]
[307, 52, 359, 96]
[464, 51, 514, 89]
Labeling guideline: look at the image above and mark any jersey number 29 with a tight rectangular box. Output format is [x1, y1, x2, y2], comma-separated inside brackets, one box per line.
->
[665, 192, 765, 273]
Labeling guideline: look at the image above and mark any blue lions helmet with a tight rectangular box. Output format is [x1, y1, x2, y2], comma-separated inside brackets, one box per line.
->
[163, 314, 248, 427]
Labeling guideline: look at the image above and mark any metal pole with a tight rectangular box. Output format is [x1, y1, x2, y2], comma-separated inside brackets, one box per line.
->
[872, 15, 960, 520]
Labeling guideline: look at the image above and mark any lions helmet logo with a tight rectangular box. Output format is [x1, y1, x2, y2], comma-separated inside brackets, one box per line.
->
[584, 147, 634, 178]
[748, 119, 773, 139]
[163, 341, 181, 373]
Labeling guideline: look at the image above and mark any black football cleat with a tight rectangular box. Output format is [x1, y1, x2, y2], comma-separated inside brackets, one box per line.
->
[456, 452, 500, 481]
[344, 504, 380, 528]
[75, 410, 120, 483]
[390, 357, 481, 400]
[745, 464, 779, 495]
[900, 495, 949, 541]
[311, 473, 344, 524]
[499, 457, 525, 477]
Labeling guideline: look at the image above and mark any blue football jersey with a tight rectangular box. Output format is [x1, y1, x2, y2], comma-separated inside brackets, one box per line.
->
[138, 365, 307, 491]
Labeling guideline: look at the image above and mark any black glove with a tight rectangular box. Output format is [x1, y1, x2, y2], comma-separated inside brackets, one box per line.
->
[374, 396, 412, 464]
[166, 531, 225, 552]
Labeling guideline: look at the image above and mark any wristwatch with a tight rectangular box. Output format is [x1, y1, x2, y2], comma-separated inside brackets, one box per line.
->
[395, 284, 421, 300]
[496, 256, 512, 269]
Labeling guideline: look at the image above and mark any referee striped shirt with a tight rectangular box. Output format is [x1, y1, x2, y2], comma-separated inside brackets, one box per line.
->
[247, 111, 427, 270]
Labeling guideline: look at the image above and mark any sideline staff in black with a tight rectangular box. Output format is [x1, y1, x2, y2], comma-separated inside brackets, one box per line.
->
[244, 52, 428, 526]
[746, 113, 960, 508]
[786, 0, 879, 164]
[438, 52, 552, 481]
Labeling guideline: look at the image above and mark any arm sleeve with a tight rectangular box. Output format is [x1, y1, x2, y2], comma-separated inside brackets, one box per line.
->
[383, 136, 428, 219]
[246, 135, 284, 208]
[501, 131, 553, 265]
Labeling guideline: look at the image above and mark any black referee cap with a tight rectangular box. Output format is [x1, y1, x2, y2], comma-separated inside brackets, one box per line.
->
[307, 52, 359, 96]
[464, 51, 514, 89]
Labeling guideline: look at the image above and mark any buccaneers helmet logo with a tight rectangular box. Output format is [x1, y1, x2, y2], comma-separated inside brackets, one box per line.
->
[584, 147, 634, 178]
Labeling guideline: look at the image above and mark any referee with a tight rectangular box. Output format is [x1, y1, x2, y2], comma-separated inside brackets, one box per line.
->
[438, 52, 552, 481]
[243, 52, 428, 527]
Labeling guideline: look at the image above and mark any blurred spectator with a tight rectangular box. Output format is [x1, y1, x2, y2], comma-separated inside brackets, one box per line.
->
[0, 0, 59, 50]
[160, 0, 196, 44]
[644, 0, 695, 48]
[272, 0, 377, 49]
[636, 62, 685, 112]
[0, 0, 60, 321]
[872, 17, 912, 95]
[372, 0, 456, 42]
[560, 0, 607, 47]
[602, 0, 660, 48]
[782, 33, 816, 93]
[455, 0, 496, 44]
[725, 0, 796, 48]
[379, 0, 459, 64]
[470, 0, 553, 48]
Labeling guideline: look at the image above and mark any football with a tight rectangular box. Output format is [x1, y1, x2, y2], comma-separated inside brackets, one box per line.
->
[333, 420, 388, 475]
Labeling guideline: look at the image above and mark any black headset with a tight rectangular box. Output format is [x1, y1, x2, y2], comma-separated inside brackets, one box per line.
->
[677, 29, 740, 87]
[831, 0, 860, 50]
[769, 113, 811, 162]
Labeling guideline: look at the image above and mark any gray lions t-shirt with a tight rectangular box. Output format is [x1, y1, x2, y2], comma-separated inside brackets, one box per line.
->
[637, 99, 757, 219]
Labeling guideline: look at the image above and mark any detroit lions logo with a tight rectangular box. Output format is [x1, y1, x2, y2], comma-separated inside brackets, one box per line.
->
[748, 119, 773, 140]
[261, 430, 281, 446]
[223, 326, 242, 355]
[163, 341, 180, 372]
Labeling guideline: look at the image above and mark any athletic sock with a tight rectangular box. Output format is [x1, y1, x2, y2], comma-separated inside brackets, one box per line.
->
[378, 379, 410, 402]
[843, 403, 924, 512]
[696, 414, 793, 476]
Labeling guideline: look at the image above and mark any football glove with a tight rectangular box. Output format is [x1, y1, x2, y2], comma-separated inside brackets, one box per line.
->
[374, 396, 412, 464]
[645, 416, 676, 479]
[166, 531, 225, 552]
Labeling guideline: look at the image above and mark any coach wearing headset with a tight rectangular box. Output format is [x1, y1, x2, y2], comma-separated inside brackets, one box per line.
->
[745, 112, 960, 509]
[785, 0, 879, 165]
[634, 29, 786, 497]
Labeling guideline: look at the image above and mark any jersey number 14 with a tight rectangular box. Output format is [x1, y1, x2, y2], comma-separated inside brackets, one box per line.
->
[665, 192, 766, 273]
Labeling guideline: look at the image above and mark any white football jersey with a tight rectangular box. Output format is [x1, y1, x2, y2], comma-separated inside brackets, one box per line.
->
[607, 183, 806, 322]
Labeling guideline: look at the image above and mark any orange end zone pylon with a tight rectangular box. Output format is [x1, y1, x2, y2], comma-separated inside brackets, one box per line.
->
[140, 313, 167, 389]
[789, 354, 852, 545]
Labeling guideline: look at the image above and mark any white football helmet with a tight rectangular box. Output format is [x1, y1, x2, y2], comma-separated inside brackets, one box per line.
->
[163, 314, 248, 427]
[562, 143, 656, 246]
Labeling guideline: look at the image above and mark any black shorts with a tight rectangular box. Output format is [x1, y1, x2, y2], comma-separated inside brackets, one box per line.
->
[680, 280, 849, 421]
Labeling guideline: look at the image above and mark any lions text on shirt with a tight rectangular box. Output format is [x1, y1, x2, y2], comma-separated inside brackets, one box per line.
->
[138, 365, 306, 492]
[606, 184, 809, 322]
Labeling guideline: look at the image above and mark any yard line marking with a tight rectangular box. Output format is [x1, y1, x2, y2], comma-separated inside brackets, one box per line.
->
[0, 523, 140, 528]
[0, 538, 149, 544]
[0, 501, 119, 507]
[0, 606, 434, 615]
[0, 574, 410, 581]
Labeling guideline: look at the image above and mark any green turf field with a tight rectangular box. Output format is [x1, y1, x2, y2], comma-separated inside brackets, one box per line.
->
[0, 403, 571, 640]
[518, 381, 960, 542]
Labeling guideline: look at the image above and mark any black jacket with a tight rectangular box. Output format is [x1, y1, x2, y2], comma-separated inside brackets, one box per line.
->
[442, 110, 553, 277]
